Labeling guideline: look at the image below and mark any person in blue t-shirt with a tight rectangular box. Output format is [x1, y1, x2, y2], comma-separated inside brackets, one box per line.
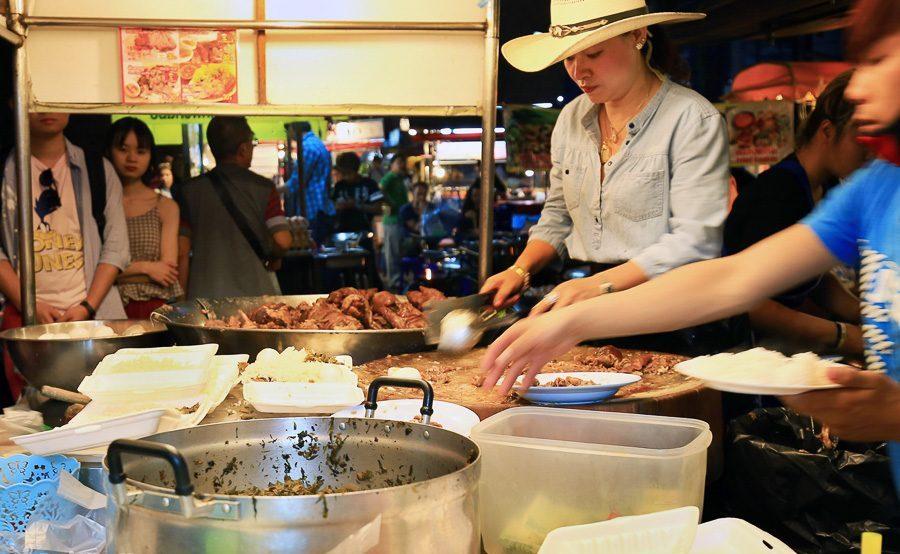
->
[479, 0, 900, 496]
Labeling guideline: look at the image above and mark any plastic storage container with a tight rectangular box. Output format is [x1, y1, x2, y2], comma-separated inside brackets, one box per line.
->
[471, 407, 712, 554]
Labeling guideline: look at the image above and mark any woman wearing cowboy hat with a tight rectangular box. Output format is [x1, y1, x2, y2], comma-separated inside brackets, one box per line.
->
[481, 0, 729, 320]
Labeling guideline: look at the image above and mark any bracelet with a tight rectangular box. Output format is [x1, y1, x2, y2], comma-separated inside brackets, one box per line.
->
[510, 265, 531, 290]
[831, 321, 846, 350]
[80, 300, 96, 320]
[598, 282, 615, 295]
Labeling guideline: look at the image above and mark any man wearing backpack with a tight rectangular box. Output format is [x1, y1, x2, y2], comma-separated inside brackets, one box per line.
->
[0, 113, 130, 401]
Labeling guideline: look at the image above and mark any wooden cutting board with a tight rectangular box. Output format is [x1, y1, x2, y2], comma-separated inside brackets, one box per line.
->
[354, 346, 702, 419]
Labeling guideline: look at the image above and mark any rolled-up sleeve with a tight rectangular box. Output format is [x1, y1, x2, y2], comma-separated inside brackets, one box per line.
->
[98, 159, 131, 270]
[527, 124, 573, 259]
[632, 110, 729, 278]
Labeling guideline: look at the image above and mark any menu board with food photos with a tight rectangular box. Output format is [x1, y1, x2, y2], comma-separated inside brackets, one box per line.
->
[503, 104, 560, 173]
[724, 101, 795, 166]
[120, 28, 238, 104]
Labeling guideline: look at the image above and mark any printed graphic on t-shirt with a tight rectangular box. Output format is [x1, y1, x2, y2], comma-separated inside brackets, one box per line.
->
[33, 229, 84, 274]
[858, 241, 898, 371]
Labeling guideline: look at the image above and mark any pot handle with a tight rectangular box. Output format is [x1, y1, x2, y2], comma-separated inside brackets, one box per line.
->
[107, 438, 194, 496]
[364, 377, 434, 424]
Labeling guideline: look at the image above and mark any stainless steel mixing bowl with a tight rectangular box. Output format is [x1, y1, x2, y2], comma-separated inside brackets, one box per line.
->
[0, 319, 173, 391]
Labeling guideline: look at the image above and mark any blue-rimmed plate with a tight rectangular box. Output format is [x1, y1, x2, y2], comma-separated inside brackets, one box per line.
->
[515, 372, 642, 406]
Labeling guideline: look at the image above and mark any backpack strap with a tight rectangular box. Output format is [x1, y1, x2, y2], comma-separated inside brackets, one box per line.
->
[83, 151, 107, 242]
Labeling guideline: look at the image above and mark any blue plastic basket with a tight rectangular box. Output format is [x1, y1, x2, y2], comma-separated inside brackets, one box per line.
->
[0, 454, 81, 533]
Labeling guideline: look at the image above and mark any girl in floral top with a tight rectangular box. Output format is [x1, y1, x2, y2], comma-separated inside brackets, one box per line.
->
[106, 118, 183, 318]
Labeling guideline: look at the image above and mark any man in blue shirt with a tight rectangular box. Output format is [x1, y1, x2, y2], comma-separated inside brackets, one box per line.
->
[285, 122, 335, 242]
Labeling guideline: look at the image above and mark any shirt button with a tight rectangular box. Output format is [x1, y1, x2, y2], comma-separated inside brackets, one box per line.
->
[607, 161, 612, 167]
[564, 169, 570, 175]
[628, 123, 634, 129]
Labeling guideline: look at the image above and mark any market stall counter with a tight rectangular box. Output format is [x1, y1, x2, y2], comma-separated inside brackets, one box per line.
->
[202, 345, 724, 479]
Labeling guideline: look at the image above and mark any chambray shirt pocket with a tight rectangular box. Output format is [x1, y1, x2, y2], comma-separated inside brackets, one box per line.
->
[612, 170, 666, 222]
[560, 156, 588, 211]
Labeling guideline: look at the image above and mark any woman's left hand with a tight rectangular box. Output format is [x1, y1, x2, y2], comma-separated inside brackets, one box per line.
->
[530, 276, 607, 317]
[480, 308, 584, 395]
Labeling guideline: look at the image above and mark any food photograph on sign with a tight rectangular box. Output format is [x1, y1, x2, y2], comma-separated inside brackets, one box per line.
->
[120, 28, 237, 105]
[725, 101, 795, 166]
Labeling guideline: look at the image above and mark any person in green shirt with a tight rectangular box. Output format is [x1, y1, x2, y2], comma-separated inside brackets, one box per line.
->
[379, 155, 409, 290]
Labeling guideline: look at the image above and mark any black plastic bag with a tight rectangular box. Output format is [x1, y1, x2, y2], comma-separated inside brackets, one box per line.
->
[721, 408, 899, 553]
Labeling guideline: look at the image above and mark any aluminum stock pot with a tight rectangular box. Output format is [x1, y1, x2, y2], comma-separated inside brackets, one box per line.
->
[105, 379, 481, 553]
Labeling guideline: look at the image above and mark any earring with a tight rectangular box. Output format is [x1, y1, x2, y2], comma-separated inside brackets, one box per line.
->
[636, 42, 644, 49]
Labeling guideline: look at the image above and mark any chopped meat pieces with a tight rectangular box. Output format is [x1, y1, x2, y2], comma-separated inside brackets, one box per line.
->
[412, 415, 444, 428]
[574, 345, 624, 368]
[406, 286, 447, 311]
[542, 376, 593, 387]
[372, 291, 426, 330]
[204, 287, 438, 330]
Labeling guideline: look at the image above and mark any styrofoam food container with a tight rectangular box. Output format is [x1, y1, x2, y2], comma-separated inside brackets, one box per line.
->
[690, 519, 794, 553]
[471, 408, 712, 554]
[93, 344, 218, 375]
[243, 381, 364, 414]
[11, 410, 165, 455]
[539, 506, 700, 554]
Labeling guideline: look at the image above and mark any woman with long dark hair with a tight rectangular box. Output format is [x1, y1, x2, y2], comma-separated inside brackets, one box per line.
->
[106, 117, 183, 318]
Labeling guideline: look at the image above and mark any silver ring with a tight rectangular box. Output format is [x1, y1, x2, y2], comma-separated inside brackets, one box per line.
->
[542, 292, 560, 305]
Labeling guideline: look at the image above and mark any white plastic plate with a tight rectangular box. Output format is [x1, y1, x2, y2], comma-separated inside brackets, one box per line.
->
[332, 399, 481, 437]
[674, 361, 851, 396]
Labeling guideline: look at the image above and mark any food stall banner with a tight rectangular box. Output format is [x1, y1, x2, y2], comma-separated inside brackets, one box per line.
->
[723, 101, 795, 167]
[111, 115, 329, 145]
[328, 119, 385, 144]
[502, 105, 560, 173]
[24, 0, 487, 115]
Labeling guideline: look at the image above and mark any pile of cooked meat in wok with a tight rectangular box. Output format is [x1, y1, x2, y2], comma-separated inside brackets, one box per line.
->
[206, 286, 446, 330]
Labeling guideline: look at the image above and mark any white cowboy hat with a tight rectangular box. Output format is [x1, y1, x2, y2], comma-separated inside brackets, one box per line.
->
[502, 0, 705, 73]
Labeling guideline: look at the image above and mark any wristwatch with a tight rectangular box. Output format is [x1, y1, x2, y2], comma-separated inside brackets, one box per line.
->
[80, 299, 96, 320]
[510, 265, 531, 290]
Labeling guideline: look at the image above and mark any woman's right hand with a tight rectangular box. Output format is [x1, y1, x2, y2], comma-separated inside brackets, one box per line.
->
[144, 261, 179, 287]
[480, 267, 527, 309]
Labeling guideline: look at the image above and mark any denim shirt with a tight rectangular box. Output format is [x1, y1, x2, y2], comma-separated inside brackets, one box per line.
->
[529, 78, 730, 278]
[1, 141, 129, 318]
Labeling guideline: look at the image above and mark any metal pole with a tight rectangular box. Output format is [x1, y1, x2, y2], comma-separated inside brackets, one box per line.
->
[10, 0, 35, 325]
[22, 16, 485, 32]
[477, 0, 500, 286]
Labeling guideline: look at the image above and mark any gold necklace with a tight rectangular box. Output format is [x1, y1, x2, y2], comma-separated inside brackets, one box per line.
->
[599, 81, 656, 163]
[599, 115, 630, 163]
